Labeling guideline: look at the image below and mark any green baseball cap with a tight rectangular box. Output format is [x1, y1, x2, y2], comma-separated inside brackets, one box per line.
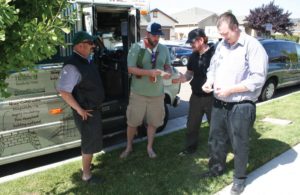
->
[72, 31, 94, 46]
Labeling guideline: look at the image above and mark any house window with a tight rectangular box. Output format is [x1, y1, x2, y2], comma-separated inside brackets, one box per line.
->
[153, 11, 158, 18]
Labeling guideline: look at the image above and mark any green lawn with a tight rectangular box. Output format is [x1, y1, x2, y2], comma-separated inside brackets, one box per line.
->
[1, 92, 300, 195]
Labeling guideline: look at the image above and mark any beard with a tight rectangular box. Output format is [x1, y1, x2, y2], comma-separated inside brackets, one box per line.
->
[148, 38, 158, 47]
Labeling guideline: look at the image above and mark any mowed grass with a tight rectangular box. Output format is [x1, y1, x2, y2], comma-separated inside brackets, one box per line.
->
[1, 92, 300, 195]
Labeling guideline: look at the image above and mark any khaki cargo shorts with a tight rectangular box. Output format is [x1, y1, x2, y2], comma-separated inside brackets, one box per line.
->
[126, 92, 165, 128]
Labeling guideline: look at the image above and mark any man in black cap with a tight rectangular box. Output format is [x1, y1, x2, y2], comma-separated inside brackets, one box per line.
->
[57, 31, 105, 184]
[173, 28, 214, 156]
[120, 22, 172, 159]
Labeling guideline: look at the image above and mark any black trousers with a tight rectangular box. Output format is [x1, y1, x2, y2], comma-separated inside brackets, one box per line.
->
[208, 99, 256, 179]
[73, 109, 103, 154]
[185, 94, 213, 150]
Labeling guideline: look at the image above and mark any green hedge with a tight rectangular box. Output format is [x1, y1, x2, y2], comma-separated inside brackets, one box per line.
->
[271, 34, 300, 42]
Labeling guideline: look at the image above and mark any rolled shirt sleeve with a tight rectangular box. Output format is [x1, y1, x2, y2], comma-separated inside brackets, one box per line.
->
[56, 64, 81, 93]
[239, 41, 269, 92]
[207, 34, 268, 102]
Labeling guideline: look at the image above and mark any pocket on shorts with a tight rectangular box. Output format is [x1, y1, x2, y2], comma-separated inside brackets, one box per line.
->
[147, 96, 165, 127]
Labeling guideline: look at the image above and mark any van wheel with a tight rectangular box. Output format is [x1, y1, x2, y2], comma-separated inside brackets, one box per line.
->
[181, 56, 188, 66]
[259, 79, 276, 101]
[138, 103, 169, 136]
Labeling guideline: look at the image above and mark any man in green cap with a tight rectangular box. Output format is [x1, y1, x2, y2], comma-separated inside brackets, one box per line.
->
[57, 31, 105, 184]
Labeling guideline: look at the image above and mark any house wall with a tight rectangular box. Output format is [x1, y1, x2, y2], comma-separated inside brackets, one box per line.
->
[174, 15, 218, 40]
[140, 11, 177, 40]
[174, 24, 198, 40]
[198, 15, 218, 29]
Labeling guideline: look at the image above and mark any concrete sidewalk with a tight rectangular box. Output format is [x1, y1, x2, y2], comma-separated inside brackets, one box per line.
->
[216, 143, 300, 195]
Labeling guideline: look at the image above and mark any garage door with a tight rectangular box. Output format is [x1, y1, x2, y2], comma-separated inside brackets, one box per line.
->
[162, 29, 170, 40]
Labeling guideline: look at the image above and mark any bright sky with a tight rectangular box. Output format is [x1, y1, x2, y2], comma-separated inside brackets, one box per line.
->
[150, 0, 300, 18]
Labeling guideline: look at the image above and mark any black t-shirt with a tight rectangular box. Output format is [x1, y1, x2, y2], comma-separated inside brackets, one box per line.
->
[187, 46, 215, 96]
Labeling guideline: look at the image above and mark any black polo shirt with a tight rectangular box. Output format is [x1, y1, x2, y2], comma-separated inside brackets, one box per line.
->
[187, 46, 214, 96]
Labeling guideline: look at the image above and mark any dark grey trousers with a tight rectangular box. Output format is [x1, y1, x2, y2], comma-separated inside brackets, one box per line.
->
[185, 94, 213, 150]
[208, 101, 256, 179]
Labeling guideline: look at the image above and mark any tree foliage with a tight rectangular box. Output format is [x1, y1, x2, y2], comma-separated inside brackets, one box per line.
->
[0, 0, 75, 97]
[245, 1, 294, 35]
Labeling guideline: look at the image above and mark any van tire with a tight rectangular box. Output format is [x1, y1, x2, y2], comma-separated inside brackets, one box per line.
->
[259, 79, 276, 101]
[138, 103, 169, 136]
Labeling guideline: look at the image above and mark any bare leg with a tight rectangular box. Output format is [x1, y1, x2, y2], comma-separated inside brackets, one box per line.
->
[125, 125, 137, 151]
[82, 153, 93, 180]
[120, 126, 137, 158]
[147, 125, 157, 158]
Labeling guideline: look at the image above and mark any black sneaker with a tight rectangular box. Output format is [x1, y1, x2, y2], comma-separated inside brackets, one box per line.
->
[230, 183, 245, 195]
[178, 149, 196, 156]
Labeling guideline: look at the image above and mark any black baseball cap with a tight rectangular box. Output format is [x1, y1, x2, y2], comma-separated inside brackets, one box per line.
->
[186, 28, 206, 43]
[146, 22, 164, 35]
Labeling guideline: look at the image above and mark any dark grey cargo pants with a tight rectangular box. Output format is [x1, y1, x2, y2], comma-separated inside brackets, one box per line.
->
[185, 94, 213, 151]
[208, 100, 256, 179]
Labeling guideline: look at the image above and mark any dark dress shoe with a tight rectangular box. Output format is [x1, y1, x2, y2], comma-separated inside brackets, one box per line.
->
[230, 183, 245, 195]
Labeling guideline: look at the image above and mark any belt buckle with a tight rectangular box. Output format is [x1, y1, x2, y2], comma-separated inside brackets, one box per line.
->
[223, 102, 228, 109]
[220, 101, 227, 108]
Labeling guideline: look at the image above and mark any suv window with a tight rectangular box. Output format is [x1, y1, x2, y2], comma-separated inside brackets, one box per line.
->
[263, 42, 297, 63]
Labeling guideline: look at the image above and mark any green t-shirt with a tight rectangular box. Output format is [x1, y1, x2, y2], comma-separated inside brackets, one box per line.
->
[127, 42, 171, 97]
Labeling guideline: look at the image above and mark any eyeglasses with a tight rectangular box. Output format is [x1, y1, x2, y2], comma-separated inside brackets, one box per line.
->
[81, 41, 94, 45]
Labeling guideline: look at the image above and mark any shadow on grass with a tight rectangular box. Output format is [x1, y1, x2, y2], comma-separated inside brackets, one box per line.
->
[42, 124, 297, 195]
[245, 127, 297, 185]
[44, 126, 223, 195]
[225, 125, 296, 165]
[248, 127, 295, 170]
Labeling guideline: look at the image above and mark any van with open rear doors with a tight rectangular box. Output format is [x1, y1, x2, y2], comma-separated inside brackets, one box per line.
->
[0, 0, 181, 165]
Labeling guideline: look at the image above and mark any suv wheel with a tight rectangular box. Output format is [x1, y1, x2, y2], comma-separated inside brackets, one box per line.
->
[259, 79, 276, 101]
[138, 103, 169, 135]
[181, 56, 188, 66]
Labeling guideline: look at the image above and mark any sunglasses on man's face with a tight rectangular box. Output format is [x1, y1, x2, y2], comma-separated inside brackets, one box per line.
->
[81, 41, 94, 45]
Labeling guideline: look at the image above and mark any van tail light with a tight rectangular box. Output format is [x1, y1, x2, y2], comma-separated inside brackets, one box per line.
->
[49, 108, 63, 115]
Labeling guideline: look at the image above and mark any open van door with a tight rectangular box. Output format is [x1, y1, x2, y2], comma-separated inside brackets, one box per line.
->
[128, 8, 140, 46]
[82, 5, 97, 34]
